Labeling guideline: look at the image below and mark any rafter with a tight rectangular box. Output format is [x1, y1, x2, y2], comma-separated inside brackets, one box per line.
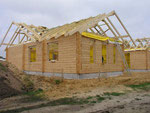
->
[0, 22, 13, 47]
[1, 10, 146, 51]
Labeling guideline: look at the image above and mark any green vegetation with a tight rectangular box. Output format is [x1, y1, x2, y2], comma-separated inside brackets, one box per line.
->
[55, 79, 61, 84]
[104, 92, 124, 96]
[23, 76, 34, 91]
[0, 92, 126, 113]
[0, 63, 7, 72]
[51, 97, 89, 105]
[134, 98, 141, 100]
[127, 82, 150, 91]
[90, 101, 96, 103]
[24, 88, 43, 96]
[87, 96, 93, 100]
[96, 95, 105, 102]
[23, 89, 44, 102]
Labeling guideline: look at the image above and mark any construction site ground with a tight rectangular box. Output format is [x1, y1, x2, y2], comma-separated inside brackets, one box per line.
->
[0, 60, 150, 113]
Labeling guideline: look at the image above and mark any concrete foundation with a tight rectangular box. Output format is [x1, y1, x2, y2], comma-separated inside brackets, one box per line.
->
[24, 70, 150, 79]
[24, 71, 123, 79]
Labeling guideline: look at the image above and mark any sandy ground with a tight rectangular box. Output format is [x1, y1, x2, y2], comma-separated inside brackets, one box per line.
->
[10, 71, 150, 99]
[0, 89, 150, 113]
[0, 61, 150, 113]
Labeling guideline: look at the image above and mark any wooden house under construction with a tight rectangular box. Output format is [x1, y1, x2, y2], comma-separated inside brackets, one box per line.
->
[0, 11, 149, 79]
[124, 38, 150, 71]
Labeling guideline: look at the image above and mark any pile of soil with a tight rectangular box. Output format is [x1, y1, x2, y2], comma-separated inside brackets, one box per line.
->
[22, 71, 150, 99]
[0, 60, 24, 100]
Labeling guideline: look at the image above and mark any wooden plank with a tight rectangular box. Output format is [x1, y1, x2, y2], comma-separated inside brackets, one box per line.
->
[6, 48, 8, 61]
[22, 23, 41, 41]
[89, 28, 95, 33]
[22, 44, 25, 70]
[1, 43, 10, 45]
[94, 27, 101, 35]
[9, 29, 20, 46]
[42, 40, 45, 73]
[97, 25, 108, 37]
[103, 19, 118, 38]
[13, 22, 37, 41]
[67, 14, 106, 36]
[6, 27, 19, 48]
[76, 33, 82, 74]
[111, 35, 129, 39]
[0, 22, 13, 47]
[114, 12, 136, 47]
[106, 17, 124, 42]
[19, 34, 26, 44]
[146, 49, 148, 70]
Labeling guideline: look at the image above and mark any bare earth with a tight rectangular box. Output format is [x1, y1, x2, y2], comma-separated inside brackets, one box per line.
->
[0, 89, 150, 113]
[0, 61, 150, 113]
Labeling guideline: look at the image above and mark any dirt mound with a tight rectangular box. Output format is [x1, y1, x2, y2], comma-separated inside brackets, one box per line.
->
[0, 60, 24, 100]
[24, 72, 150, 99]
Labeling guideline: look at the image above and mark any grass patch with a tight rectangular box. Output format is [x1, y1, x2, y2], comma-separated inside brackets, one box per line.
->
[0, 63, 7, 72]
[127, 82, 150, 91]
[24, 89, 43, 96]
[23, 89, 44, 102]
[55, 79, 61, 85]
[0, 96, 107, 113]
[0, 97, 89, 113]
[42, 97, 90, 106]
[90, 101, 96, 103]
[87, 96, 93, 100]
[104, 92, 124, 96]
[96, 95, 105, 102]
[23, 76, 34, 91]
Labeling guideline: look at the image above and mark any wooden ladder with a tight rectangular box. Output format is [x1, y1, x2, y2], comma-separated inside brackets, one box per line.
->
[115, 42, 131, 75]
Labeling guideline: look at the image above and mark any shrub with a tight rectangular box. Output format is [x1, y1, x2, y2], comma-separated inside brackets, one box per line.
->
[55, 79, 61, 85]
[0, 63, 7, 72]
[23, 76, 34, 92]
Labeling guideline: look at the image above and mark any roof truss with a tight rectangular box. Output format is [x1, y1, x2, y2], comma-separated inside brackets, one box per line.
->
[1, 10, 148, 51]
[0, 21, 49, 48]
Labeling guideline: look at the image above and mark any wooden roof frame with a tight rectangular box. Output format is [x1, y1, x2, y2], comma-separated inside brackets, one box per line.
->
[1, 10, 147, 51]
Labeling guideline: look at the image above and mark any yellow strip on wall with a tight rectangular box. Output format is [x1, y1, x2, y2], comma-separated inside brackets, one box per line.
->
[90, 45, 94, 63]
[30, 47, 36, 62]
[125, 48, 146, 51]
[102, 45, 107, 64]
[125, 53, 130, 68]
[81, 32, 118, 42]
[113, 46, 116, 64]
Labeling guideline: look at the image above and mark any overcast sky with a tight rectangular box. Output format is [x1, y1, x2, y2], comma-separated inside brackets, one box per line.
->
[0, 0, 150, 57]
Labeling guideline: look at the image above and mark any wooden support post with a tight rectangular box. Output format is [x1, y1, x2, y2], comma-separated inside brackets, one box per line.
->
[42, 40, 45, 73]
[61, 68, 64, 82]
[146, 49, 148, 70]
[22, 44, 25, 70]
[76, 32, 82, 74]
[18, 33, 20, 44]
[6, 48, 8, 61]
